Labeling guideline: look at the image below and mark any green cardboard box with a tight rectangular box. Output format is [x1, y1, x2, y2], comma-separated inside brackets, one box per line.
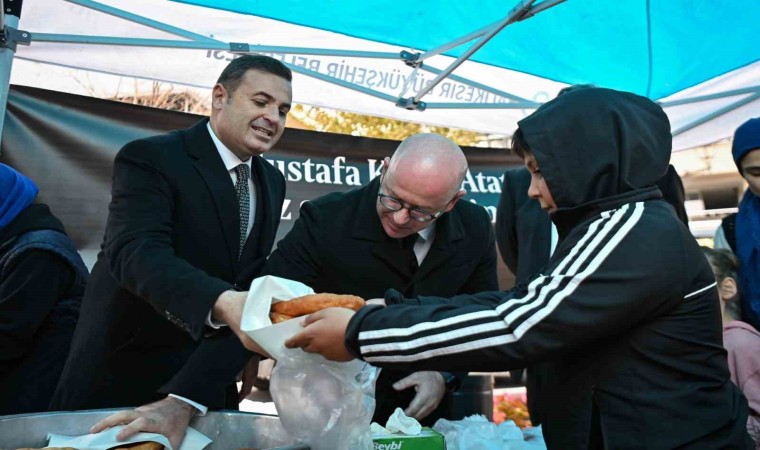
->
[372, 427, 446, 450]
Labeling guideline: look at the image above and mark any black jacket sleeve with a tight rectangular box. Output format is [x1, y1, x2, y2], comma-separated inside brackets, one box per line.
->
[0, 250, 75, 362]
[345, 203, 700, 373]
[105, 143, 233, 340]
[158, 329, 253, 408]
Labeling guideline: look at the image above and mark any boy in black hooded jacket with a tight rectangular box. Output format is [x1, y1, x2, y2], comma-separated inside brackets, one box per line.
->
[277, 88, 753, 449]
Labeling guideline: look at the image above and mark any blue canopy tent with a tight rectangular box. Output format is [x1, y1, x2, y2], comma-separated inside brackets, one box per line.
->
[1, 0, 759, 150]
[188, 0, 757, 100]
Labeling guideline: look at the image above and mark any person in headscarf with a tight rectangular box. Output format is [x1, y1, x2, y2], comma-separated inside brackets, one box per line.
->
[0, 163, 89, 414]
[714, 117, 760, 331]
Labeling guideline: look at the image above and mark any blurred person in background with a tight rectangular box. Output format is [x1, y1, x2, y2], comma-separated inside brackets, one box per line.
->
[703, 246, 760, 447]
[714, 117, 760, 331]
[0, 163, 88, 414]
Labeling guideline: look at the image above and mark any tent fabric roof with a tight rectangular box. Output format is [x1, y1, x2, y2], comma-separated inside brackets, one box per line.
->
[178, 0, 760, 100]
[6, 0, 760, 151]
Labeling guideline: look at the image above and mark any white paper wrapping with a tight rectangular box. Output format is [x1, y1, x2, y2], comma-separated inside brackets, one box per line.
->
[240, 275, 315, 360]
[47, 425, 211, 450]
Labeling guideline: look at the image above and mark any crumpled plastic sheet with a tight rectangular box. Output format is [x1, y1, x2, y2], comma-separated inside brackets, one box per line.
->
[433, 414, 546, 450]
[270, 350, 379, 450]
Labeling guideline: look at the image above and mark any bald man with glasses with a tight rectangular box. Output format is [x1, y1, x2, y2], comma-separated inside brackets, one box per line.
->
[261, 133, 498, 425]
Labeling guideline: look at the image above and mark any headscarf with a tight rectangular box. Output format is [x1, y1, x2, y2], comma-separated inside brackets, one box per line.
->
[0, 163, 38, 230]
[732, 118, 760, 329]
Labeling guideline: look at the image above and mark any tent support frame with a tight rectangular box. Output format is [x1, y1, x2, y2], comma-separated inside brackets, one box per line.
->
[0, 0, 25, 146]
[67, 0, 219, 43]
[659, 86, 760, 107]
[21, 0, 540, 110]
[413, 0, 567, 63]
[408, 0, 538, 108]
[671, 91, 760, 137]
[1, 0, 755, 151]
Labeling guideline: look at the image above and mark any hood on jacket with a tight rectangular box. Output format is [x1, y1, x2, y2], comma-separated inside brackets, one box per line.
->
[517, 88, 671, 209]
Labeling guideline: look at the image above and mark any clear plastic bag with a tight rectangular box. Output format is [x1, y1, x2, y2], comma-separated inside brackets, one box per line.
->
[270, 347, 379, 450]
[433, 415, 546, 450]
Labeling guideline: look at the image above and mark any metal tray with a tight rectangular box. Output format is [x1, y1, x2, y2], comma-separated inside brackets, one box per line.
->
[0, 409, 308, 449]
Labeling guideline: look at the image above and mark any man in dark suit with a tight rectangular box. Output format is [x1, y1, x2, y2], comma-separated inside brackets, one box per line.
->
[49, 55, 291, 449]
[263, 133, 498, 425]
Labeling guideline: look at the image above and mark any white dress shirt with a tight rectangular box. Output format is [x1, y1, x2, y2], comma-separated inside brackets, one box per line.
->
[412, 222, 436, 265]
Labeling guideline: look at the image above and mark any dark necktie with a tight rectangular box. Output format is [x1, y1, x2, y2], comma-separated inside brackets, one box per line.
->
[401, 233, 419, 274]
[235, 164, 250, 260]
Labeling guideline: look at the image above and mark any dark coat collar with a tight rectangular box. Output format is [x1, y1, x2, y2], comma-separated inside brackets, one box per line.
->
[183, 118, 279, 269]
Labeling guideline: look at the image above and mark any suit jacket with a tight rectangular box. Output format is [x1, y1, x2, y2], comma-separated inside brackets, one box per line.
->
[50, 119, 285, 410]
[264, 176, 497, 423]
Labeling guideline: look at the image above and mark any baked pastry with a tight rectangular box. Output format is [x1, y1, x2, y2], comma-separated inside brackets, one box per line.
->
[271, 293, 365, 317]
[269, 312, 294, 324]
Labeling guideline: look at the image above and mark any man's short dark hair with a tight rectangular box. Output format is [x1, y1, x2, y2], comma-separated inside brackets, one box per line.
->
[216, 55, 292, 95]
[510, 128, 530, 158]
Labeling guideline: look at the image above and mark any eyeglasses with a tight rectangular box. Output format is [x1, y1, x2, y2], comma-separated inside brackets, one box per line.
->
[377, 174, 450, 222]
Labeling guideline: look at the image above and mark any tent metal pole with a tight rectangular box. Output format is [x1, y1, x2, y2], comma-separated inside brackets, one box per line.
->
[423, 101, 541, 109]
[286, 64, 400, 103]
[66, 0, 220, 43]
[410, 0, 539, 107]
[671, 92, 760, 137]
[518, 0, 568, 21]
[421, 64, 532, 102]
[31, 33, 401, 59]
[659, 86, 760, 107]
[416, 19, 503, 62]
[32, 33, 229, 49]
[415, 0, 567, 62]
[14, 56, 402, 104]
[0, 2, 22, 149]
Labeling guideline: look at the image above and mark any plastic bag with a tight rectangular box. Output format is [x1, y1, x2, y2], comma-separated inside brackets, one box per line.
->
[433, 415, 546, 450]
[270, 347, 379, 450]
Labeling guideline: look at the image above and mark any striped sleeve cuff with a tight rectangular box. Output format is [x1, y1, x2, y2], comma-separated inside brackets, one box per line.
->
[345, 304, 384, 358]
